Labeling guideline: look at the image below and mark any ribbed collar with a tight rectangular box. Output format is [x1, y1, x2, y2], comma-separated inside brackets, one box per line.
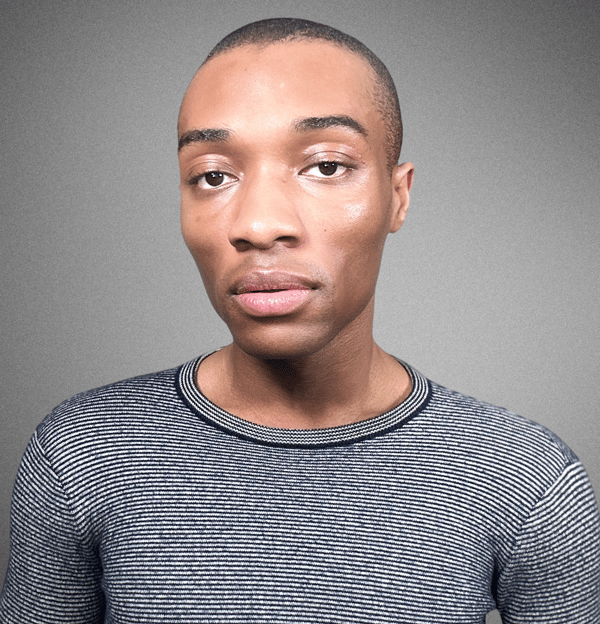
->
[178, 353, 431, 448]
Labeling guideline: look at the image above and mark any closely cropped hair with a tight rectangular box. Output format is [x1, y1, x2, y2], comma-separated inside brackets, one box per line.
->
[204, 18, 403, 171]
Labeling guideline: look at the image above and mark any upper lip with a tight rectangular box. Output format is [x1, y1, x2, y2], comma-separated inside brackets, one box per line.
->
[233, 271, 315, 295]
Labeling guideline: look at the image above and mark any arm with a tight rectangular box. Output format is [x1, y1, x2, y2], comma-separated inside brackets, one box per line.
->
[496, 462, 600, 623]
[0, 434, 104, 623]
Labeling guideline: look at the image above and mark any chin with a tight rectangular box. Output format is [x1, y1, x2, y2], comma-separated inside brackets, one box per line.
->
[232, 323, 335, 361]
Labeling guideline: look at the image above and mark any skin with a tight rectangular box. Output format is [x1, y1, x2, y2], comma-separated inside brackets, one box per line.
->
[178, 40, 414, 429]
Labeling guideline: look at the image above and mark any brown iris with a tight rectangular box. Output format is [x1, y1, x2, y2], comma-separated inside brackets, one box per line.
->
[318, 162, 338, 176]
[205, 171, 225, 186]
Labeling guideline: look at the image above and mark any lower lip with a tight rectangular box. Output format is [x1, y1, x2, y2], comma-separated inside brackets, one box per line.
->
[235, 289, 312, 316]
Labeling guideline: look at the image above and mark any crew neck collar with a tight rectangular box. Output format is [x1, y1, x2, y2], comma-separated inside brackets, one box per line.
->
[177, 353, 431, 448]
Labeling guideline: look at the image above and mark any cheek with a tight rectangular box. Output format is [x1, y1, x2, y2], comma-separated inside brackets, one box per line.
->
[181, 200, 225, 259]
[182, 220, 209, 261]
[328, 175, 393, 242]
[319, 201, 391, 301]
[180, 210, 223, 294]
[323, 198, 391, 259]
[340, 201, 372, 223]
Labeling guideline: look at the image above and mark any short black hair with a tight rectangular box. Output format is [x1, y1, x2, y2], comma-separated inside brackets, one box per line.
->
[203, 18, 403, 171]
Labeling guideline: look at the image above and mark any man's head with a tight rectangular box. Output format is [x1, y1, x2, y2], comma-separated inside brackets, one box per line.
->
[197, 18, 403, 172]
[178, 19, 413, 360]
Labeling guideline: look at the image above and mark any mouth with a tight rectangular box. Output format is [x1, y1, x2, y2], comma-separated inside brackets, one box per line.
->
[232, 271, 315, 317]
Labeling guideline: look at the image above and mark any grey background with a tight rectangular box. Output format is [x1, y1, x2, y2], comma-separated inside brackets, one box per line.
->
[1, 0, 598, 619]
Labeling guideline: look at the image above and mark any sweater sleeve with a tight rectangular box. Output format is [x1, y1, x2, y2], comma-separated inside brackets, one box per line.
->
[0, 433, 104, 623]
[496, 461, 600, 623]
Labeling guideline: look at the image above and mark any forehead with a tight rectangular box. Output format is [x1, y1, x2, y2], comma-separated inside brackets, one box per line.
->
[178, 40, 384, 145]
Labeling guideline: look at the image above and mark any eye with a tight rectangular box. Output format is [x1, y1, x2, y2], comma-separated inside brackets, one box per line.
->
[204, 171, 225, 186]
[190, 170, 237, 190]
[317, 162, 339, 176]
[302, 160, 351, 179]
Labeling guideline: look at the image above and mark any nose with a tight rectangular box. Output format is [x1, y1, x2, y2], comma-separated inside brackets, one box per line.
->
[228, 170, 305, 251]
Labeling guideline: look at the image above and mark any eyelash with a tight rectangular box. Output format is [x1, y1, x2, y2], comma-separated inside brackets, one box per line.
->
[187, 158, 354, 190]
[188, 170, 237, 190]
[302, 159, 352, 179]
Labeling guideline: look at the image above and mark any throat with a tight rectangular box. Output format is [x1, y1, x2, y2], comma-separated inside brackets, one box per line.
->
[196, 344, 412, 430]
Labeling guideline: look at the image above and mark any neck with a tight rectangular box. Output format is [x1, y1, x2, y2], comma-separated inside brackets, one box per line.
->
[197, 319, 411, 429]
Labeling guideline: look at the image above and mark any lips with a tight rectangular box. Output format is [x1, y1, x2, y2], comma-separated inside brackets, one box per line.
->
[232, 271, 315, 316]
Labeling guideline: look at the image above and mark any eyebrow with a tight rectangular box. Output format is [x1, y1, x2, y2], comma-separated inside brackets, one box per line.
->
[178, 128, 231, 151]
[177, 114, 368, 152]
[293, 115, 368, 138]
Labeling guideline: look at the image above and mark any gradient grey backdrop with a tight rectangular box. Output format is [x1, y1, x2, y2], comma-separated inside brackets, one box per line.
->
[2, 1, 598, 618]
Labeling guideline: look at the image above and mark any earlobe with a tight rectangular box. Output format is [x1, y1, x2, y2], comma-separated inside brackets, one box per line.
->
[389, 162, 414, 233]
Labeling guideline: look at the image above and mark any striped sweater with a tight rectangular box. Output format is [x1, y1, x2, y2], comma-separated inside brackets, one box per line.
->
[1, 355, 599, 623]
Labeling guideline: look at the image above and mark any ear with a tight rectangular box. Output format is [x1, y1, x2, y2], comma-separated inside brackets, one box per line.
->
[389, 162, 414, 233]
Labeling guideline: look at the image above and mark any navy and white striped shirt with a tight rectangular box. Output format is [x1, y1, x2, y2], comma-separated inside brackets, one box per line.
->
[1, 355, 599, 622]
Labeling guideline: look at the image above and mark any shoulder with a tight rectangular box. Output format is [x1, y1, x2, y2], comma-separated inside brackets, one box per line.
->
[405, 376, 584, 511]
[426, 380, 578, 464]
[399, 375, 599, 559]
[34, 363, 190, 461]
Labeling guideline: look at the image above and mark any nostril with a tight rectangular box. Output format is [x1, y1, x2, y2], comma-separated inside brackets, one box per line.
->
[230, 234, 300, 252]
[230, 239, 253, 252]
[228, 214, 304, 251]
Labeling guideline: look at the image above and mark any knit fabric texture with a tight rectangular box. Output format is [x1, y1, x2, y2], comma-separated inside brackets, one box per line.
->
[1, 354, 599, 623]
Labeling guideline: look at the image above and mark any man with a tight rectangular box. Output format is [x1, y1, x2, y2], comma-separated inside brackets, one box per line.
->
[1, 18, 598, 624]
